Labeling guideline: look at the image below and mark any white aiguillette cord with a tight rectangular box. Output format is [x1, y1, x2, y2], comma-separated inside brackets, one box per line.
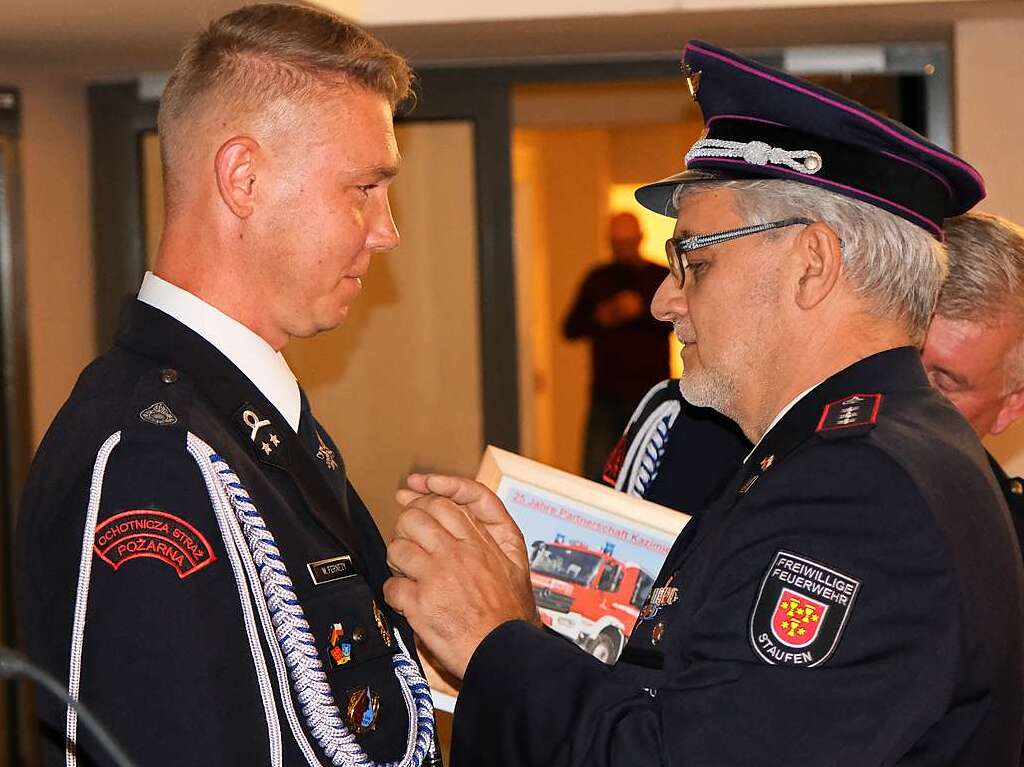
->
[66, 431, 437, 767]
[614, 384, 682, 499]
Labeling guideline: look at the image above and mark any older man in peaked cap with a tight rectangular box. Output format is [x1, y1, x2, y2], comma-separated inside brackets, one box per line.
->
[383, 41, 1024, 766]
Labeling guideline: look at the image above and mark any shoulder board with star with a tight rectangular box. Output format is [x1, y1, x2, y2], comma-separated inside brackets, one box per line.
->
[816, 393, 882, 439]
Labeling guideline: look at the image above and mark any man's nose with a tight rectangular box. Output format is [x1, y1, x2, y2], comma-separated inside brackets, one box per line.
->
[651, 273, 687, 322]
[369, 192, 401, 252]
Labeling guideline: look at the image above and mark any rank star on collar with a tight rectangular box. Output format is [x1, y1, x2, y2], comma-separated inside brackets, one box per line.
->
[234, 403, 288, 466]
[261, 432, 281, 454]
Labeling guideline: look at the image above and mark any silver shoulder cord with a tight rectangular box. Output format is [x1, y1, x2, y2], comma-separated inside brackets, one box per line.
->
[66, 431, 436, 767]
[614, 382, 682, 499]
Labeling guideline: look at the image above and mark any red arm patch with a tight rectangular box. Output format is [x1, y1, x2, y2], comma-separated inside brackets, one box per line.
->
[94, 510, 217, 579]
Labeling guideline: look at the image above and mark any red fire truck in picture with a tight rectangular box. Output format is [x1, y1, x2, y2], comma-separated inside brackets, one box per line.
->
[529, 534, 655, 664]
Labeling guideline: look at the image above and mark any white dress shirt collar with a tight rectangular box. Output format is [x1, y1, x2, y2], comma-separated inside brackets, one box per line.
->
[137, 272, 301, 432]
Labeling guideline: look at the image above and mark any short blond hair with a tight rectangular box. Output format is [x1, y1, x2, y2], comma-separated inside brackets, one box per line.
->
[157, 3, 412, 205]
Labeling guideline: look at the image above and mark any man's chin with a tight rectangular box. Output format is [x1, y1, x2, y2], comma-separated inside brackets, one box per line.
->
[288, 306, 351, 340]
[678, 372, 735, 417]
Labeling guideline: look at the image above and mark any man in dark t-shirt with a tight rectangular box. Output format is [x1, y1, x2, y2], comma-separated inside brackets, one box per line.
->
[563, 212, 669, 479]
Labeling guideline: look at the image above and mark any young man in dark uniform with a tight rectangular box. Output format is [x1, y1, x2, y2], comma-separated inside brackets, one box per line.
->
[383, 41, 1024, 766]
[15, 6, 439, 766]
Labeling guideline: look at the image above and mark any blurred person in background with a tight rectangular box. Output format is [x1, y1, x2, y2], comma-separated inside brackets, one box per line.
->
[563, 211, 669, 480]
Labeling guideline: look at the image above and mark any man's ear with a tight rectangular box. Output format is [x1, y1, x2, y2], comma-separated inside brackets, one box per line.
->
[793, 222, 843, 311]
[214, 136, 261, 219]
[990, 385, 1024, 435]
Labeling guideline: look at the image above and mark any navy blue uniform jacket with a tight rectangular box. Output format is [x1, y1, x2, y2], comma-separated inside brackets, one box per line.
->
[452, 347, 1024, 766]
[15, 301, 434, 766]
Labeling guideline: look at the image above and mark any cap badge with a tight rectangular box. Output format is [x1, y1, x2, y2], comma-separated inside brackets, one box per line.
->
[682, 63, 702, 101]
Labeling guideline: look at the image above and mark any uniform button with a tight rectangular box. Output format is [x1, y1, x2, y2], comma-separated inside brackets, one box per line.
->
[651, 622, 666, 646]
[1010, 479, 1023, 496]
[352, 626, 367, 643]
[160, 368, 178, 384]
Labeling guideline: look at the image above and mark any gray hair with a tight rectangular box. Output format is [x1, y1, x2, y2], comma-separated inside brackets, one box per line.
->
[672, 179, 947, 344]
[938, 212, 1024, 389]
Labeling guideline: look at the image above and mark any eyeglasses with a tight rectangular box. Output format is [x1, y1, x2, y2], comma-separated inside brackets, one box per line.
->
[664, 217, 813, 288]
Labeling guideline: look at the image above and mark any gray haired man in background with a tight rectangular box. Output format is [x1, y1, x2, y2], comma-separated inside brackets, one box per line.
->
[923, 211, 1024, 550]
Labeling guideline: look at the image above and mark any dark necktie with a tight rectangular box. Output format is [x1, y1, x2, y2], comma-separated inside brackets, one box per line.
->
[297, 388, 348, 485]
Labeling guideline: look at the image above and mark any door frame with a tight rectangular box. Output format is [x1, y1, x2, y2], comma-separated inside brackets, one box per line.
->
[0, 84, 32, 767]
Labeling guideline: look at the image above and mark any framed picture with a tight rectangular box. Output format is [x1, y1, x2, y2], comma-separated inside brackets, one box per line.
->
[424, 446, 689, 713]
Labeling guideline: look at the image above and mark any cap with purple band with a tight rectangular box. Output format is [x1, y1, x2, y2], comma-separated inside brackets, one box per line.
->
[635, 40, 985, 239]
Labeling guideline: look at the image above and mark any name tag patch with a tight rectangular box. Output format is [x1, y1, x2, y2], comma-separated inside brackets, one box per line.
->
[94, 510, 216, 579]
[308, 555, 356, 586]
[749, 550, 861, 667]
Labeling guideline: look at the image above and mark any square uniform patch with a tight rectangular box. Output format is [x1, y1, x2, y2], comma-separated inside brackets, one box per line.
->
[749, 550, 861, 667]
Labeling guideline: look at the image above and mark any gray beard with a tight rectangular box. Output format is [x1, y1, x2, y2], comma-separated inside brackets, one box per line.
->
[677, 367, 742, 422]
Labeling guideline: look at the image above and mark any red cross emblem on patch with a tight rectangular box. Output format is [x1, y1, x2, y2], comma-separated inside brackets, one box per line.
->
[771, 589, 828, 648]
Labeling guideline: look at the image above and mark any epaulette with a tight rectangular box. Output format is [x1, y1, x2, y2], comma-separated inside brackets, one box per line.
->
[815, 393, 882, 440]
[119, 363, 195, 450]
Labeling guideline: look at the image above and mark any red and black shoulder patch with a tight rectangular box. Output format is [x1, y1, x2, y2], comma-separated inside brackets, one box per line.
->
[94, 510, 216, 579]
[816, 393, 882, 437]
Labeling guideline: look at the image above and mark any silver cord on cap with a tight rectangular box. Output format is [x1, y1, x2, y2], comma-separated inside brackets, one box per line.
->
[685, 138, 823, 175]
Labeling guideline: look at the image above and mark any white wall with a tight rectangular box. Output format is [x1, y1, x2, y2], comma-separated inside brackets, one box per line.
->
[284, 121, 483, 536]
[0, 69, 95, 447]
